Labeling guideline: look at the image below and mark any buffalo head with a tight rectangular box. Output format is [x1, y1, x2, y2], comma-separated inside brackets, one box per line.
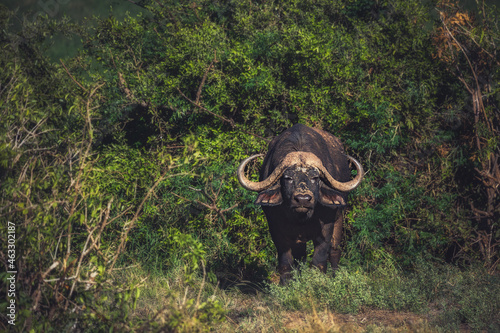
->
[237, 151, 364, 220]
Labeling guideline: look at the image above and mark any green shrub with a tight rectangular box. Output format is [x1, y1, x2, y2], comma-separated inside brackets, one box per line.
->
[1, 0, 499, 330]
[268, 261, 499, 330]
[268, 262, 425, 314]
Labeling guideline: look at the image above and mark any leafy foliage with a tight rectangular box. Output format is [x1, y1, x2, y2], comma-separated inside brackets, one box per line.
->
[0, 0, 499, 331]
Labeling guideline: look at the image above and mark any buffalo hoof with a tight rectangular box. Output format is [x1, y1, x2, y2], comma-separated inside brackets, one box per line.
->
[331, 266, 339, 278]
[279, 273, 292, 285]
[278, 265, 293, 285]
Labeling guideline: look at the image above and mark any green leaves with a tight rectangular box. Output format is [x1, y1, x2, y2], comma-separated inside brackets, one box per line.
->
[1, 0, 499, 330]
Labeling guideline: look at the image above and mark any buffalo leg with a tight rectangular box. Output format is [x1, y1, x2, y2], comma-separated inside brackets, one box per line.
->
[291, 242, 307, 264]
[277, 247, 294, 284]
[329, 211, 344, 275]
[276, 243, 306, 284]
[311, 239, 330, 273]
[264, 212, 295, 284]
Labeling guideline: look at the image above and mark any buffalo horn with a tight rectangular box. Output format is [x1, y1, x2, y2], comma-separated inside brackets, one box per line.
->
[237, 152, 364, 193]
[237, 154, 289, 192]
[319, 155, 364, 192]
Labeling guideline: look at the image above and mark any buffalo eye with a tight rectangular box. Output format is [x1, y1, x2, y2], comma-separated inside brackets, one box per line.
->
[311, 176, 319, 183]
[283, 175, 293, 183]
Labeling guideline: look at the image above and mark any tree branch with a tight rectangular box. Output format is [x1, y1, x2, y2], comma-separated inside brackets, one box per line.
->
[60, 59, 87, 92]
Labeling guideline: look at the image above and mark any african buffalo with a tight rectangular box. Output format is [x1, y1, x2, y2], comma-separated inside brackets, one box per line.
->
[237, 124, 364, 284]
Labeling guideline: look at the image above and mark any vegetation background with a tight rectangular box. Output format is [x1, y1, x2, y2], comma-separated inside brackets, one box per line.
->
[0, 0, 499, 331]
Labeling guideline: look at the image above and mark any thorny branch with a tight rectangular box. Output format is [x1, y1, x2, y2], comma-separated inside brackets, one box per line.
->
[173, 179, 238, 224]
[60, 59, 88, 92]
[109, 169, 170, 270]
[177, 87, 235, 127]
[437, 5, 499, 271]
[177, 53, 266, 141]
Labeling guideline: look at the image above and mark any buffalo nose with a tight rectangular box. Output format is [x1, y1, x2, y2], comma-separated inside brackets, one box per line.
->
[294, 194, 312, 205]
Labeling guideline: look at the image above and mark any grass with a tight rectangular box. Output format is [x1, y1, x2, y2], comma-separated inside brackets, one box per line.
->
[103, 260, 499, 332]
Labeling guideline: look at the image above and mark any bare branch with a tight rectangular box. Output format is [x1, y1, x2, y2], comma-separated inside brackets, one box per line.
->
[196, 51, 218, 105]
[60, 59, 88, 92]
[177, 87, 235, 127]
[109, 169, 170, 270]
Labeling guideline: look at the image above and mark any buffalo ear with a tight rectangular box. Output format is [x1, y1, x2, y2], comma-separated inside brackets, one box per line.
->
[319, 185, 346, 207]
[255, 184, 282, 206]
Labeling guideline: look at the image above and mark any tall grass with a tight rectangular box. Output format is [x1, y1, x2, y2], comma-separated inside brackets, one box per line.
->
[103, 260, 500, 332]
[266, 262, 499, 331]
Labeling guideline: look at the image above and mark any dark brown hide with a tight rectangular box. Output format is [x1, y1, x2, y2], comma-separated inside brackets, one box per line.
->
[245, 124, 361, 284]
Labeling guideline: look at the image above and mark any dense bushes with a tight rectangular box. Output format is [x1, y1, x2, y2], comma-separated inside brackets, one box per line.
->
[72, 0, 499, 268]
[0, 0, 499, 331]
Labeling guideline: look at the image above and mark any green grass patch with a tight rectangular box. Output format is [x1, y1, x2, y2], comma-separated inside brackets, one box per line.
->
[267, 261, 500, 331]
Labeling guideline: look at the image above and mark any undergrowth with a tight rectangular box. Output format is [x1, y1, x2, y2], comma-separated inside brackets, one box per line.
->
[79, 259, 500, 332]
[1, 0, 499, 331]
[267, 261, 500, 332]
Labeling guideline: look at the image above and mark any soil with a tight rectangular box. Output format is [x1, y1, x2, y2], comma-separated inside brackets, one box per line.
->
[282, 309, 432, 332]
